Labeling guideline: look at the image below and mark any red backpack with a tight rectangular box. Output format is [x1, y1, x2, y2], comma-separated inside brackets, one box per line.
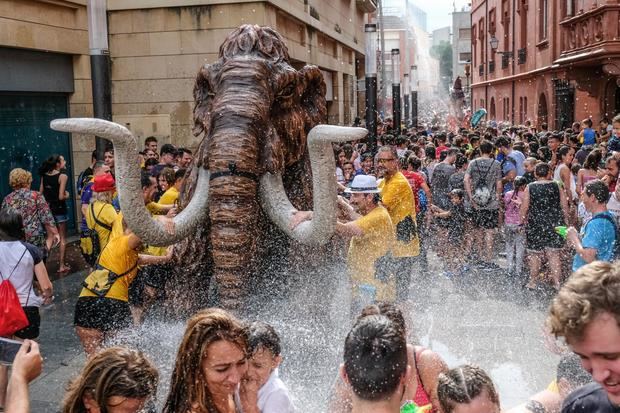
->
[0, 249, 29, 337]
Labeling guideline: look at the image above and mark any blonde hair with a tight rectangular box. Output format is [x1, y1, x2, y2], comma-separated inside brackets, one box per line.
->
[91, 191, 115, 204]
[8, 168, 32, 190]
[62, 347, 158, 413]
[438, 365, 499, 413]
[547, 261, 620, 343]
[163, 308, 247, 413]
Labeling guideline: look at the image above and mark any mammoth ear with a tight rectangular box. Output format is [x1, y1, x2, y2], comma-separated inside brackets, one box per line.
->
[192, 63, 217, 138]
[299, 65, 327, 128]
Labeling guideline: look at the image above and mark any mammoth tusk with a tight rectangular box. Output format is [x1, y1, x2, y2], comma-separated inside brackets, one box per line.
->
[259, 125, 368, 245]
[50, 118, 209, 246]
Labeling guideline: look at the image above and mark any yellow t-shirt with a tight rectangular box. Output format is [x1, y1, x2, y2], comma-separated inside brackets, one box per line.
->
[80, 215, 139, 302]
[347, 206, 396, 301]
[146, 187, 179, 215]
[85, 201, 118, 251]
[378, 172, 420, 257]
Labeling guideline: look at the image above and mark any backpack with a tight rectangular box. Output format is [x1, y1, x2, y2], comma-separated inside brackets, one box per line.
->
[76, 169, 92, 195]
[82, 262, 138, 297]
[472, 160, 495, 207]
[80, 203, 113, 267]
[587, 213, 620, 260]
[418, 188, 428, 212]
[0, 249, 29, 337]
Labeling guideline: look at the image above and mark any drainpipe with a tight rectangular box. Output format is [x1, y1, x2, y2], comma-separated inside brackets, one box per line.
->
[88, 0, 112, 160]
[512, 0, 516, 123]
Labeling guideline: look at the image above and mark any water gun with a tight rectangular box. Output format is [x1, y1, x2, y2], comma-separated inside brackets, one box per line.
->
[401, 401, 419, 413]
[555, 226, 568, 238]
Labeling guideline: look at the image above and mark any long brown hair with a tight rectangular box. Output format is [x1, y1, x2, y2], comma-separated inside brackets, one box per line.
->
[162, 308, 248, 413]
[62, 347, 158, 413]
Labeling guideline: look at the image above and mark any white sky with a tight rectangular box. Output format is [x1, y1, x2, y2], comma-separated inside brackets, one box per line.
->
[412, 0, 472, 32]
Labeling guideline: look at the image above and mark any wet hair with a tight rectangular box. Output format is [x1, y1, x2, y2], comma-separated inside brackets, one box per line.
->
[344, 315, 407, 401]
[558, 145, 574, 162]
[548, 261, 620, 343]
[246, 321, 281, 357]
[584, 179, 611, 204]
[144, 158, 159, 170]
[164, 308, 247, 413]
[8, 168, 33, 190]
[178, 147, 192, 156]
[583, 149, 603, 170]
[535, 162, 551, 178]
[447, 148, 460, 158]
[449, 188, 465, 199]
[613, 114, 620, 125]
[174, 169, 186, 183]
[144, 136, 158, 146]
[425, 145, 437, 160]
[378, 145, 398, 160]
[556, 353, 592, 389]
[159, 167, 176, 187]
[513, 176, 528, 191]
[455, 154, 468, 170]
[399, 151, 413, 170]
[538, 146, 552, 162]
[437, 365, 500, 413]
[0, 208, 25, 241]
[479, 140, 494, 155]
[408, 155, 422, 171]
[358, 302, 406, 338]
[62, 346, 158, 413]
[528, 142, 540, 156]
[140, 171, 155, 190]
[548, 134, 562, 142]
[495, 137, 510, 149]
[38, 154, 63, 176]
[582, 118, 593, 128]
[342, 143, 354, 159]
[160, 143, 176, 156]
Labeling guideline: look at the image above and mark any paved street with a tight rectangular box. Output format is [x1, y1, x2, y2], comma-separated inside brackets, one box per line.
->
[31, 253, 561, 412]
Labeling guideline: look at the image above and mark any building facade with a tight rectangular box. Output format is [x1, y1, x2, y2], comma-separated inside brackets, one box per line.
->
[470, 0, 620, 129]
[0, 0, 373, 228]
[452, 9, 472, 91]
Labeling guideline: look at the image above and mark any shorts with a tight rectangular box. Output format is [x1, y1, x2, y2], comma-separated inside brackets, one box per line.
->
[472, 209, 499, 229]
[142, 264, 172, 289]
[74, 296, 132, 332]
[14, 307, 40, 340]
[526, 230, 565, 252]
[53, 214, 69, 224]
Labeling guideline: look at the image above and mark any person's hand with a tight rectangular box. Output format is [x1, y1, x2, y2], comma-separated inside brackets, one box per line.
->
[239, 377, 260, 413]
[11, 340, 42, 384]
[157, 216, 175, 234]
[166, 206, 178, 218]
[566, 226, 579, 246]
[470, 200, 479, 210]
[290, 211, 312, 229]
[165, 245, 174, 260]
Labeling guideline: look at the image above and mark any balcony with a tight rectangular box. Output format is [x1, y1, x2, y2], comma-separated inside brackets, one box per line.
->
[558, 4, 620, 65]
[488, 60, 495, 72]
[479, 64, 484, 76]
[501, 54, 509, 69]
[356, 0, 377, 13]
[518, 48, 527, 64]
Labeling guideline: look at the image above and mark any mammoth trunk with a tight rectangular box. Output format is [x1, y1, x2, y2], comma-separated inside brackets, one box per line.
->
[208, 126, 260, 309]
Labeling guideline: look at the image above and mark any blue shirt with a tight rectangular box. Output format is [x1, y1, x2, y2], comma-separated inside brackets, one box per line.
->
[583, 128, 596, 146]
[572, 211, 617, 271]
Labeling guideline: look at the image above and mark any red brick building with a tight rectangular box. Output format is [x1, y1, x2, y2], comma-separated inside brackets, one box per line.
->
[470, 0, 620, 130]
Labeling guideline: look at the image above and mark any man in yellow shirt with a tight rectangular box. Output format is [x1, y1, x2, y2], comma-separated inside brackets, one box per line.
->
[376, 146, 419, 301]
[292, 175, 395, 312]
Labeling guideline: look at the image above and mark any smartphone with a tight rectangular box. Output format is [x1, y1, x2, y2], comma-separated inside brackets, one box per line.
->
[0, 337, 22, 365]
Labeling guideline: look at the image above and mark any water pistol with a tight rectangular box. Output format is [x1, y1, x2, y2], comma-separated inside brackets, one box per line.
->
[555, 226, 568, 238]
[401, 401, 419, 413]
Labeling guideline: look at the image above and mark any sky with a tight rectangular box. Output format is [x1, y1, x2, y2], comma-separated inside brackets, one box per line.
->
[412, 0, 472, 32]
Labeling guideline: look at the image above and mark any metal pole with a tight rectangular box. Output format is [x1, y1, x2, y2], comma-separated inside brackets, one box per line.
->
[88, 0, 112, 160]
[378, 0, 387, 117]
[392, 49, 401, 135]
[365, 24, 378, 154]
[403, 73, 410, 127]
[411, 65, 418, 128]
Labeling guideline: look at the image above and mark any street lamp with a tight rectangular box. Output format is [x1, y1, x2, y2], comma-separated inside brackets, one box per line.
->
[364, 24, 378, 154]
[88, 0, 112, 160]
[489, 35, 513, 57]
[391, 49, 401, 135]
[410, 65, 418, 129]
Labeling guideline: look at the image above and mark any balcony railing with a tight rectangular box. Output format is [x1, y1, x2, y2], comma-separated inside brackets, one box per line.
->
[356, 0, 377, 13]
[559, 4, 620, 59]
[501, 54, 509, 69]
[518, 48, 527, 64]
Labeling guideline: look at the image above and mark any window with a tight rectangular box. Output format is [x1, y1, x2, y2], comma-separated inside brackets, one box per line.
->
[566, 0, 575, 17]
[539, 0, 548, 40]
[459, 28, 472, 38]
[520, 0, 528, 49]
[459, 52, 472, 62]
[489, 8, 497, 34]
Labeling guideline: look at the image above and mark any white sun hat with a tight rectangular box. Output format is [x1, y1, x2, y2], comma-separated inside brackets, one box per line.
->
[344, 175, 381, 194]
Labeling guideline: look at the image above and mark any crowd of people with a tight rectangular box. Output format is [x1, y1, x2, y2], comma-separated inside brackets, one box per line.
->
[0, 112, 619, 413]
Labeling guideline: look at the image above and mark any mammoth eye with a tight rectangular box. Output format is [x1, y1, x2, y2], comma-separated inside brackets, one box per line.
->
[277, 83, 296, 99]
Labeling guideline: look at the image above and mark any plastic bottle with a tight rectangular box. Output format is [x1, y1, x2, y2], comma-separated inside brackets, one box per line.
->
[555, 226, 568, 238]
[401, 401, 419, 413]
[358, 284, 377, 307]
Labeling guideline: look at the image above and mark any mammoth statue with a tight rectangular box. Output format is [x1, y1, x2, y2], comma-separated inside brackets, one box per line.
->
[52, 25, 367, 309]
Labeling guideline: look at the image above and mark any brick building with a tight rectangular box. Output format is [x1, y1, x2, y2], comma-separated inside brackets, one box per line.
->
[0, 0, 374, 229]
[470, 0, 620, 130]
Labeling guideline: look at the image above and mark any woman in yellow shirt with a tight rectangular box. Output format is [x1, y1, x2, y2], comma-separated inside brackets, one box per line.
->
[74, 215, 173, 356]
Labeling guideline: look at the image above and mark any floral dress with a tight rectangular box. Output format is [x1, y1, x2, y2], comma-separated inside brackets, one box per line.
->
[1, 188, 55, 256]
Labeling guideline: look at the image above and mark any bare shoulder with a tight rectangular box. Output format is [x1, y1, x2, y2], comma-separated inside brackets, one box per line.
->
[415, 346, 447, 372]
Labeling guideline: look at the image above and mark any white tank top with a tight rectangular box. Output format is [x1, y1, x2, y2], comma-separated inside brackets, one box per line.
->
[554, 164, 577, 200]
